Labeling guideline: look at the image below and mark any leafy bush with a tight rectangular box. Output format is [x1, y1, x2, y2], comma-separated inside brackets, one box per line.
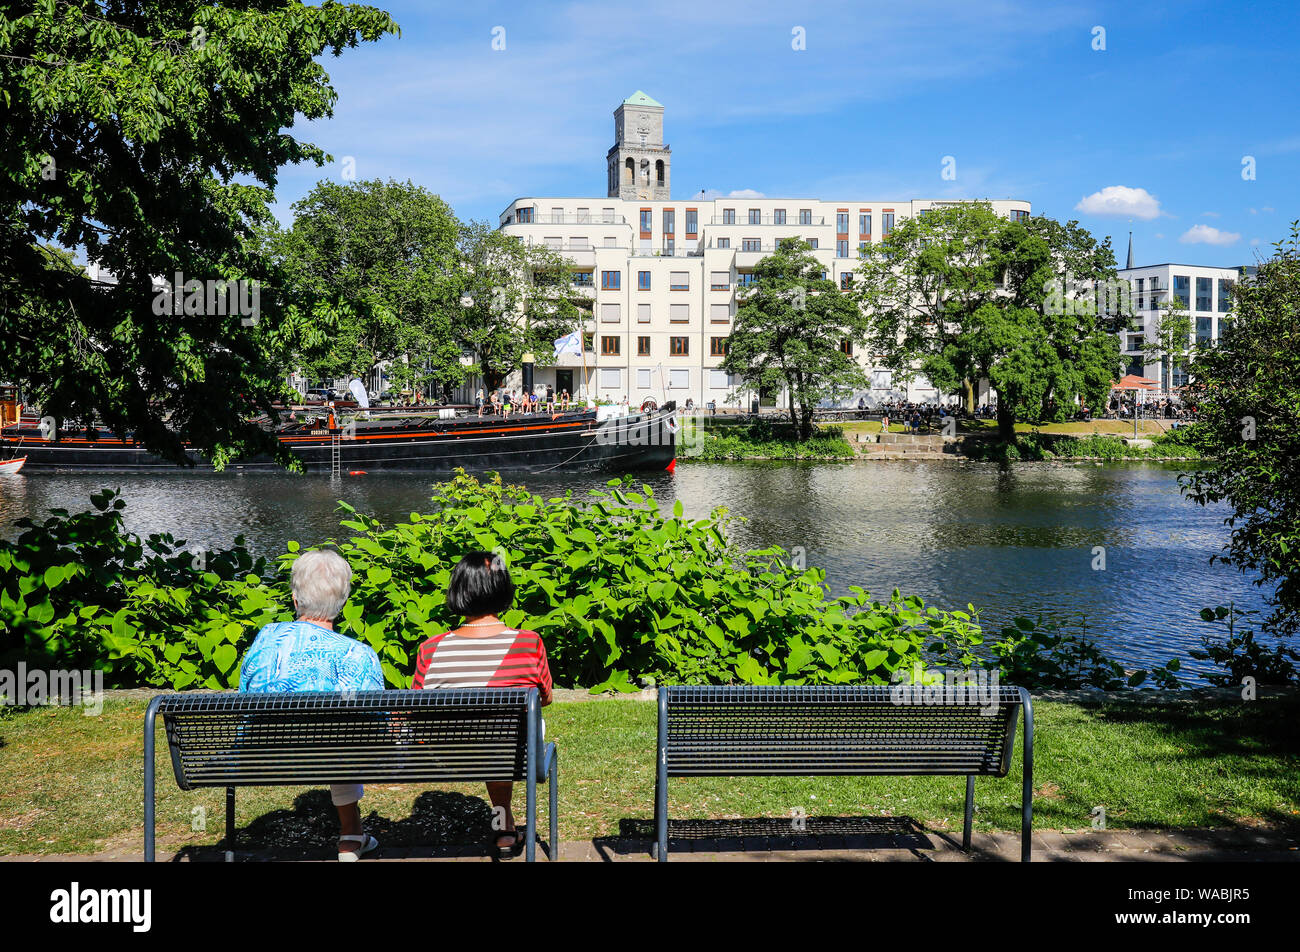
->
[989, 615, 1183, 689]
[685, 419, 854, 461]
[1189, 605, 1299, 686]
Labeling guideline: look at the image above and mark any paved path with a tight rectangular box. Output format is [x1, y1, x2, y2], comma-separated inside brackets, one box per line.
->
[6, 829, 1297, 862]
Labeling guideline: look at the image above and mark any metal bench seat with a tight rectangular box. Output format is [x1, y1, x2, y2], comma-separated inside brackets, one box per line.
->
[655, 684, 1033, 860]
[144, 687, 557, 861]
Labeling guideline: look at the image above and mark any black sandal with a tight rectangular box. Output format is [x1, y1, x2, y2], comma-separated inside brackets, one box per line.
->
[491, 828, 526, 859]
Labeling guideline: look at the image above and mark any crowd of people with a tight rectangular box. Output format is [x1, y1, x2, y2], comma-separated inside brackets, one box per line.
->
[1105, 394, 1199, 421]
[475, 386, 578, 417]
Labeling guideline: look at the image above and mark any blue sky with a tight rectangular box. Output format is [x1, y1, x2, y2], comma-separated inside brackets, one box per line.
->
[273, 0, 1299, 267]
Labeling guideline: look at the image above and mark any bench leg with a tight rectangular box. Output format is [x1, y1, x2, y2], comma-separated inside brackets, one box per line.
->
[225, 787, 236, 861]
[549, 752, 558, 861]
[963, 776, 974, 852]
[1022, 696, 1035, 862]
[655, 695, 668, 862]
[526, 765, 538, 863]
[144, 697, 161, 863]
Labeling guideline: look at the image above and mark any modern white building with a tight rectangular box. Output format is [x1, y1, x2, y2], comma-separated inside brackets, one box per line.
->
[495, 92, 1032, 409]
[1116, 240, 1252, 390]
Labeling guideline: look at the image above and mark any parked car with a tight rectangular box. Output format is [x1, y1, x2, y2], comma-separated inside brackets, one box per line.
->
[304, 388, 332, 404]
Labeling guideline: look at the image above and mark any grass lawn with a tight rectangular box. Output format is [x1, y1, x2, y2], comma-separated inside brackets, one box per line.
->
[1, 695, 1297, 855]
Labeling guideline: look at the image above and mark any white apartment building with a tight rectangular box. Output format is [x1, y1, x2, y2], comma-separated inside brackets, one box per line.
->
[496, 92, 1032, 409]
[1116, 250, 1252, 390]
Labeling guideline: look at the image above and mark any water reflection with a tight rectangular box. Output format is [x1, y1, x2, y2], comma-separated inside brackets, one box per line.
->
[0, 461, 1272, 682]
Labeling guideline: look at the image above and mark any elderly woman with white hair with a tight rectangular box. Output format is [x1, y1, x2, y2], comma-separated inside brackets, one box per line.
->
[239, 548, 384, 861]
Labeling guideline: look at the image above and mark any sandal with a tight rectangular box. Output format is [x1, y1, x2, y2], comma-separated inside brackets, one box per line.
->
[338, 833, 379, 862]
[491, 829, 526, 860]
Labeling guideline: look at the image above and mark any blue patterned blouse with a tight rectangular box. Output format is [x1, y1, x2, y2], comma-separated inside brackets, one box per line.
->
[239, 620, 384, 694]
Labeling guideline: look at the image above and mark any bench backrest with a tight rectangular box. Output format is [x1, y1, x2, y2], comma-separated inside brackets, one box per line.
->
[661, 685, 1025, 777]
[159, 688, 539, 789]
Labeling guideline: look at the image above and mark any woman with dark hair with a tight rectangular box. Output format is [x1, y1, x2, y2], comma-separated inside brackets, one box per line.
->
[412, 551, 553, 858]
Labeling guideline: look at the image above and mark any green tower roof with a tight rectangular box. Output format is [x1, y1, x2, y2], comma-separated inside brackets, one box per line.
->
[622, 90, 662, 108]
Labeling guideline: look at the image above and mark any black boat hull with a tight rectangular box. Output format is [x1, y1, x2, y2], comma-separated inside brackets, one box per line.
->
[0, 408, 678, 474]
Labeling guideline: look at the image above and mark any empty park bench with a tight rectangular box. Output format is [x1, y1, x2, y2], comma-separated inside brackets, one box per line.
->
[143, 687, 557, 862]
[654, 684, 1033, 861]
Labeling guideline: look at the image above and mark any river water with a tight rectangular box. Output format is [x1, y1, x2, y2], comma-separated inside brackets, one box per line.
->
[0, 460, 1273, 682]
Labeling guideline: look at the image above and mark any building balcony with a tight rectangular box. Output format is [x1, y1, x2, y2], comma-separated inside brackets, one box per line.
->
[711, 215, 825, 226]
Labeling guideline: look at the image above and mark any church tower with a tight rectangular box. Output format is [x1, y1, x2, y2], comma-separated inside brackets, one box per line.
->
[607, 91, 671, 201]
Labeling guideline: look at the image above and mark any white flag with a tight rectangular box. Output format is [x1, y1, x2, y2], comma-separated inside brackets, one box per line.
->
[554, 331, 582, 356]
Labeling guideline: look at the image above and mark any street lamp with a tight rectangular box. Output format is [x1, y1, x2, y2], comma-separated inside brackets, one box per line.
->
[522, 351, 535, 395]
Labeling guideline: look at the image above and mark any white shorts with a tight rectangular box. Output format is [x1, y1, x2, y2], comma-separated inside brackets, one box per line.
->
[330, 783, 364, 807]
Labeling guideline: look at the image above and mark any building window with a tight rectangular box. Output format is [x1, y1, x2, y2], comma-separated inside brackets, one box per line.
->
[836, 212, 849, 233]
[710, 336, 729, 356]
[517, 207, 533, 223]
[639, 209, 652, 235]
[710, 303, 730, 323]
[669, 368, 689, 389]
[600, 303, 620, 322]
[1010, 209, 1029, 222]
[1196, 316, 1213, 345]
[742, 238, 761, 252]
[663, 209, 675, 234]
[711, 271, 730, 290]
[840, 339, 853, 355]
[716, 237, 730, 249]
[670, 303, 689, 323]
[576, 207, 590, 223]
[670, 271, 689, 291]
[602, 207, 615, 223]
[774, 209, 787, 225]
[1218, 278, 1233, 312]
[664, 238, 674, 255]
[638, 270, 651, 291]
[637, 336, 650, 356]
[837, 240, 849, 258]
[1173, 275, 1190, 308]
[572, 271, 594, 287]
[737, 273, 757, 287]
[722, 208, 736, 224]
[840, 272, 852, 289]
[807, 238, 818, 249]
[1135, 277, 1144, 311]
[637, 367, 653, 388]
[670, 336, 689, 356]
[601, 270, 621, 290]
[685, 208, 698, 235]
[745, 208, 759, 224]
[583, 332, 594, 352]
[1196, 276, 1212, 312]
[858, 242, 867, 254]
[859, 213, 871, 236]
[882, 213, 894, 236]
[799, 209, 812, 225]
[601, 335, 621, 355]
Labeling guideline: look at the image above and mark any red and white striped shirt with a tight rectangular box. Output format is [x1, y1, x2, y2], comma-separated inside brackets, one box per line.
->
[412, 628, 553, 705]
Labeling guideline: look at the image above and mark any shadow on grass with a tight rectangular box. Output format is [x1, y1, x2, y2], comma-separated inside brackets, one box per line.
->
[595, 815, 953, 861]
[170, 789, 555, 862]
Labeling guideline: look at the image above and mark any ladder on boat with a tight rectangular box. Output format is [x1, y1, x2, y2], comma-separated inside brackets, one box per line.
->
[330, 429, 341, 477]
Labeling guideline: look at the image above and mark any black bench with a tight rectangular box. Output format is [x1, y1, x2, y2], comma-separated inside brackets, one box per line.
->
[654, 684, 1033, 861]
[144, 687, 557, 861]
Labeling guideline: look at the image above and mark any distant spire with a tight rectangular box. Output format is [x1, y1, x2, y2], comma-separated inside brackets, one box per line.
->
[1126, 231, 1134, 269]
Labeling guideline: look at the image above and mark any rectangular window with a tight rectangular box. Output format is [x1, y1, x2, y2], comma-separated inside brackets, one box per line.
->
[711, 271, 730, 290]
[859, 213, 871, 236]
[737, 273, 757, 287]
[840, 339, 853, 356]
[716, 237, 730, 249]
[600, 303, 621, 322]
[669, 368, 689, 389]
[517, 207, 533, 223]
[710, 303, 730, 323]
[544, 236, 562, 249]
[576, 207, 590, 223]
[601, 270, 621, 290]
[606, 236, 619, 248]
[601, 335, 621, 355]
[799, 209, 812, 225]
[670, 336, 689, 356]
[1218, 278, 1233, 312]
[882, 212, 895, 236]
[637, 303, 651, 323]
[638, 270, 651, 291]
[1196, 276, 1212, 311]
[749, 208, 762, 224]
[601, 207, 615, 223]
[637, 336, 651, 356]
[670, 303, 689, 323]
[836, 212, 849, 233]
[773, 209, 787, 225]
[1136, 277, 1144, 311]
[837, 240, 849, 258]
[637, 368, 653, 388]
[572, 271, 594, 287]
[723, 208, 736, 224]
[663, 209, 675, 235]
[570, 236, 589, 249]
[858, 242, 867, 254]
[710, 336, 728, 356]
[685, 208, 698, 235]
[840, 272, 852, 289]
[551, 207, 563, 221]
[1010, 209, 1030, 222]
[808, 238, 818, 249]
[583, 332, 594, 352]
[599, 368, 621, 387]
[1173, 275, 1190, 308]
[710, 370, 731, 389]
[663, 237, 674, 255]
[670, 271, 689, 290]
[742, 238, 761, 252]
[1196, 316, 1213, 345]
[640, 209, 652, 235]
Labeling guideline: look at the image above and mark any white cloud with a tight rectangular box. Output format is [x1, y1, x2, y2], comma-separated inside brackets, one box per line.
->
[1179, 224, 1241, 246]
[1201, 211, 1220, 218]
[1250, 238, 1262, 246]
[1155, 233, 1165, 239]
[1074, 186, 1162, 220]
[699, 188, 766, 199]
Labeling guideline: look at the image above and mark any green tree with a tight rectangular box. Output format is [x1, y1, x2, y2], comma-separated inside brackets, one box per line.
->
[1145, 298, 1194, 390]
[1181, 224, 1300, 638]
[271, 179, 464, 398]
[454, 221, 581, 390]
[0, 1, 397, 466]
[721, 239, 869, 440]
